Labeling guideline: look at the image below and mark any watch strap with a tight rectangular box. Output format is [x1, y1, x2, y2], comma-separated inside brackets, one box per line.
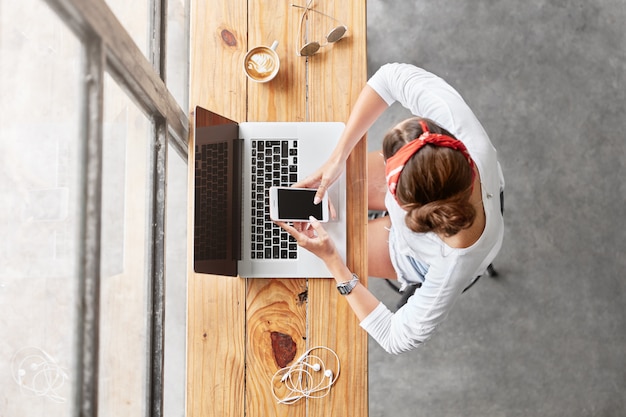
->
[337, 273, 359, 295]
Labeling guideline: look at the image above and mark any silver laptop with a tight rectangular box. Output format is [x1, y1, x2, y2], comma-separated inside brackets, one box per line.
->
[193, 106, 346, 278]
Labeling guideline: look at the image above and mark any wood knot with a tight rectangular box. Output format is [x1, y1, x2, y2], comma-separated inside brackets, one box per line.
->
[297, 290, 308, 305]
[220, 29, 237, 47]
[270, 331, 297, 368]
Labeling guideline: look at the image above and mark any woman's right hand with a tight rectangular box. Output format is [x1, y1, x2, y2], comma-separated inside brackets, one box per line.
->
[295, 155, 345, 206]
[299, 85, 389, 204]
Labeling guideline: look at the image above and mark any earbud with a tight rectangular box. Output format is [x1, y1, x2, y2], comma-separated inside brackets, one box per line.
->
[11, 347, 68, 403]
[282, 396, 300, 403]
[271, 346, 340, 404]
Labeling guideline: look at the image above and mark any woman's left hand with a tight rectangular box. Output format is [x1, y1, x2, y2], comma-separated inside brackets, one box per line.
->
[274, 216, 338, 263]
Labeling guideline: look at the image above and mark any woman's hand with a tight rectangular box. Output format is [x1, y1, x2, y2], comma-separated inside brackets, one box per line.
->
[290, 157, 344, 226]
[277, 217, 380, 323]
[295, 85, 389, 208]
[274, 216, 340, 265]
[299, 85, 388, 204]
[295, 156, 345, 206]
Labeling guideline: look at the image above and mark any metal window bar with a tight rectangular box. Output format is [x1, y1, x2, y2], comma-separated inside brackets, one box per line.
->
[77, 35, 105, 417]
[148, 1, 167, 416]
[147, 118, 169, 417]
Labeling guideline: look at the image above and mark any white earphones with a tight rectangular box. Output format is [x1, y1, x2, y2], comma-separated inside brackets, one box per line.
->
[11, 346, 68, 403]
[271, 346, 340, 404]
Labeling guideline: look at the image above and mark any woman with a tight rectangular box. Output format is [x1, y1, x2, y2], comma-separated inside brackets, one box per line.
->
[276, 63, 504, 354]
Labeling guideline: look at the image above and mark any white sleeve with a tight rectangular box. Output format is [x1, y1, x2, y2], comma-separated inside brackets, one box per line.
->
[360, 261, 465, 355]
[366, 63, 494, 156]
[360, 301, 434, 355]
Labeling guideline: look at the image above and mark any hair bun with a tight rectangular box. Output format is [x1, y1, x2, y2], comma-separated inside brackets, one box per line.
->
[405, 196, 475, 237]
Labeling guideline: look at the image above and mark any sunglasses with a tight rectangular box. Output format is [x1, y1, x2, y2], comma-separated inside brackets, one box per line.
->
[292, 1, 348, 56]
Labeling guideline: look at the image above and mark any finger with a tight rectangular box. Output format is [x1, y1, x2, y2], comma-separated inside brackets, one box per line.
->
[314, 183, 328, 205]
[275, 220, 316, 243]
[307, 216, 328, 238]
[292, 221, 306, 232]
[293, 172, 321, 190]
[296, 221, 316, 235]
[328, 197, 337, 220]
[274, 221, 299, 237]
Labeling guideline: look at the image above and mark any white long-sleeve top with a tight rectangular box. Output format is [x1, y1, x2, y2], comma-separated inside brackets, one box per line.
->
[360, 63, 504, 354]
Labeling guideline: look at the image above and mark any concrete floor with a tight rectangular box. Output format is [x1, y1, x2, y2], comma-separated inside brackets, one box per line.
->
[364, 1, 626, 416]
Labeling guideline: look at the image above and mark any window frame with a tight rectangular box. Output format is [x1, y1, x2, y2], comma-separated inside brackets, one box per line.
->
[40, 0, 188, 416]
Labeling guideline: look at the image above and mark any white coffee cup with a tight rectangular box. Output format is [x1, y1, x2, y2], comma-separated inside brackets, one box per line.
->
[243, 40, 280, 83]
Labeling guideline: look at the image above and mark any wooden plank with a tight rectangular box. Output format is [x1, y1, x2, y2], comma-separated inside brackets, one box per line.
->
[244, 1, 308, 416]
[247, 0, 307, 122]
[187, 0, 248, 417]
[245, 279, 308, 417]
[186, 273, 246, 417]
[308, 1, 369, 416]
[190, 0, 247, 123]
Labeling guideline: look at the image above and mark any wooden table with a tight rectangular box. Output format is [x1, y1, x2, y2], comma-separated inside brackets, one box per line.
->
[186, 1, 368, 416]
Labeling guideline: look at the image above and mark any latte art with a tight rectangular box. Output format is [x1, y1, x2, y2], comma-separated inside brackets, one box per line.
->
[246, 51, 278, 79]
[243, 44, 280, 82]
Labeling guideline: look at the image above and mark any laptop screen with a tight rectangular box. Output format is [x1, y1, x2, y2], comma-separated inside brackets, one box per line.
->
[193, 109, 241, 276]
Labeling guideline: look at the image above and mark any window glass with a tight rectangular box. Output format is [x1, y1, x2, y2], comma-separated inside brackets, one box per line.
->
[0, 0, 81, 415]
[167, 0, 190, 113]
[164, 142, 188, 417]
[98, 73, 152, 417]
[105, 0, 150, 57]
[164, 1, 189, 414]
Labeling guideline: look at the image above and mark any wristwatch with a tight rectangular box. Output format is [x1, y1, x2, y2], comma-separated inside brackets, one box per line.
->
[336, 273, 359, 295]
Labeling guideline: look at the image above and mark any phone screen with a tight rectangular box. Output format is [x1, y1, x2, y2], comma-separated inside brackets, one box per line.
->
[277, 188, 322, 220]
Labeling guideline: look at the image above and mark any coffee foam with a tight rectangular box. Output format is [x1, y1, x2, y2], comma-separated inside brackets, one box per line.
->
[246, 50, 277, 80]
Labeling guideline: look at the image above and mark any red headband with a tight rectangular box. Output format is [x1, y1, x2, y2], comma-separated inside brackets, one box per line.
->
[385, 120, 475, 201]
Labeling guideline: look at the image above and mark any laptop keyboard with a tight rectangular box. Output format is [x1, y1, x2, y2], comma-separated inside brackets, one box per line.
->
[195, 142, 229, 260]
[250, 139, 298, 259]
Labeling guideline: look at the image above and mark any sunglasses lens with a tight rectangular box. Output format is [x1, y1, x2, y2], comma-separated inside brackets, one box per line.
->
[326, 26, 347, 43]
[300, 41, 321, 56]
